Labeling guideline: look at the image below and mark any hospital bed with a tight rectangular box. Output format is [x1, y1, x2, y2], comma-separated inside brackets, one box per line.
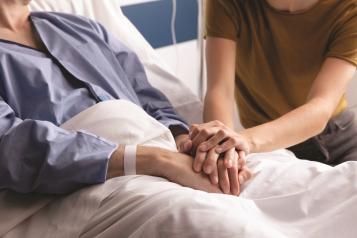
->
[0, 0, 356, 237]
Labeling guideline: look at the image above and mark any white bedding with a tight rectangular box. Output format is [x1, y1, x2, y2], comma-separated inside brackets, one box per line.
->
[2, 100, 356, 238]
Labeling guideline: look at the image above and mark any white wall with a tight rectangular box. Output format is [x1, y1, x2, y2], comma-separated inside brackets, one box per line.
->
[156, 40, 201, 96]
[119, 0, 158, 6]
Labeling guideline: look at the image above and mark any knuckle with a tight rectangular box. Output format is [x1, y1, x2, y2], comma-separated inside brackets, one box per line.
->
[232, 137, 239, 145]
[214, 120, 221, 125]
[218, 129, 227, 137]
[202, 129, 210, 137]
[190, 124, 198, 129]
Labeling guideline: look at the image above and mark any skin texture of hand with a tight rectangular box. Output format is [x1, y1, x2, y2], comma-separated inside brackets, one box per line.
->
[188, 121, 253, 193]
[108, 145, 222, 194]
[175, 124, 253, 195]
[175, 133, 193, 154]
[190, 120, 251, 156]
[194, 147, 252, 195]
[160, 148, 222, 194]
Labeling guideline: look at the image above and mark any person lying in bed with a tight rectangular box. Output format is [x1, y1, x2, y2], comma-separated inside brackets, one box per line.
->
[0, 0, 251, 196]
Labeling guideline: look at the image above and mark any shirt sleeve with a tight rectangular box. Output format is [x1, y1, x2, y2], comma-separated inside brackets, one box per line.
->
[89, 20, 189, 134]
[205, 0, 240, 41]
[0, 97, 117, 194]
[326, 7, 357, 66]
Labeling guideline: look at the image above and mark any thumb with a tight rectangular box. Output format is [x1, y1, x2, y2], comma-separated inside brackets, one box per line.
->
[179, 140, 192, 153]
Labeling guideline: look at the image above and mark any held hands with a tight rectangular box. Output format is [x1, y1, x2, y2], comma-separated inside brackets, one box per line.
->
[176, 121, 253, 195]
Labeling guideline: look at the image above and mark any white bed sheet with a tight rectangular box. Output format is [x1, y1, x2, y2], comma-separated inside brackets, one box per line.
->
[2, 100, 356, 238]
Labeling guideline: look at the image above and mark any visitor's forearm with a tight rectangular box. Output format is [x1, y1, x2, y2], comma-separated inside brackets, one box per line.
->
[241, 99, 330, 153]
[204, 90, 235, 129]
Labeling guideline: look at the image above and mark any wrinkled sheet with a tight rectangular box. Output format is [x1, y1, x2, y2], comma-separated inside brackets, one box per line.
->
[2, 100, 357, 238]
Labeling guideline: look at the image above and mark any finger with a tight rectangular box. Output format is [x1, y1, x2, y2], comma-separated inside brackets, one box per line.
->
[203, 148, 220, 175]
[218, 160, 230, 194]
[198, 129, 228, 152]
[239, 166, 253, 184]
[183, 140, 193, 153]
[189, 124, 200, 140]
[189, 121, 220, 139]
[227, 152, 240, 195]
[209, 166, 219, 185]
[237, 152, 246, 170]
[224, 148, 235, 169]
[178, 139, 192, 153]
[193, 150, 207, 173]
[191, 128, 216, 151]
[216, 138, 236, 153]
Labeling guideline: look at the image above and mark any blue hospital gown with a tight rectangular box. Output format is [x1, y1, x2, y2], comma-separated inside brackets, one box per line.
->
[0, 12, 188, 194]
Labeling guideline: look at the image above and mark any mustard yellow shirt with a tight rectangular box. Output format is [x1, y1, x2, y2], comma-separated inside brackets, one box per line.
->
[206, 0, 357, 128]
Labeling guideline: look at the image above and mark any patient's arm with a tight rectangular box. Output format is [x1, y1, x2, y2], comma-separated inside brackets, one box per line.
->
[108, 145, 222, 194]
[0, 97, 117, 195]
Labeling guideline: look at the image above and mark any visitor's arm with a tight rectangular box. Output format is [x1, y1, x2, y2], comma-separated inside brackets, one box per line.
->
[240, 58, 356, 153]
[204, 37, 237, 129]
[192, 58, 356, 154]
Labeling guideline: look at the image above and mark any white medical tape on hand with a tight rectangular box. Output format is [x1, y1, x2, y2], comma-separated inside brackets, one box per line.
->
[124, 145, 137, 175]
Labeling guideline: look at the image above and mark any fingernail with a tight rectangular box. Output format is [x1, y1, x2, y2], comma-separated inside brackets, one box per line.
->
[204, 165, 212, 174]
[213, 176, 218, 184]
[216, 147, 222, 153]
[227, 159, 232, 168]
[200, 145, 207, 151]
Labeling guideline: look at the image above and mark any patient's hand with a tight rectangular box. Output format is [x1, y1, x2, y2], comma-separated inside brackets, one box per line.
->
[108, 145, 221, 194]
[159, 148, 222, 194]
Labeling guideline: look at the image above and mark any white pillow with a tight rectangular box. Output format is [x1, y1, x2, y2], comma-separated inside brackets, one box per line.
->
[29, 0, 203, 124]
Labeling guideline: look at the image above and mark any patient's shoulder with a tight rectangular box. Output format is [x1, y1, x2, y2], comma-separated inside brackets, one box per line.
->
[31, 11, 106, 39]
[31, 11, 101, 32]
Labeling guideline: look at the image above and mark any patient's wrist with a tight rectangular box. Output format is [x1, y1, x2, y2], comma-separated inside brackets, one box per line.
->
[107, 145, 173, 179]
[136, 146, 170, 177]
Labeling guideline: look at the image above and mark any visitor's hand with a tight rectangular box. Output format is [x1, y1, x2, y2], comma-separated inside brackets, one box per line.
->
[190, 120, 251, 156]
[194, 147, 252, 195]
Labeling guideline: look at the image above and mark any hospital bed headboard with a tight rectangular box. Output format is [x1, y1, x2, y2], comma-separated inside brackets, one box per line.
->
[29, 0, 203, 124]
